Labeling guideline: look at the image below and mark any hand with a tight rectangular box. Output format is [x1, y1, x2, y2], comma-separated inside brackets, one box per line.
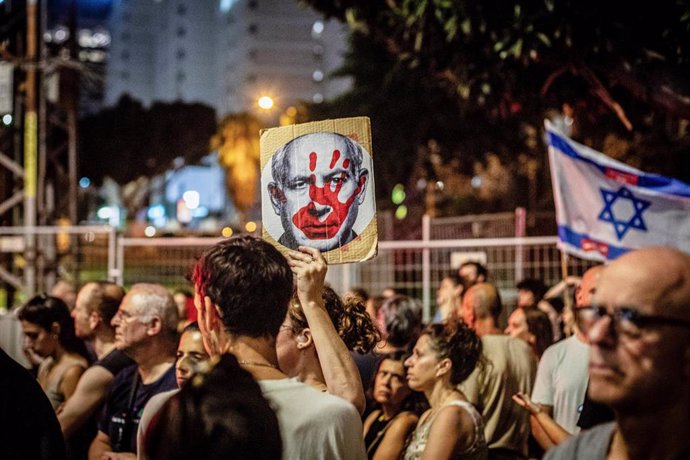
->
[287, 246, 327, 306]
[512, 392, 542, 416]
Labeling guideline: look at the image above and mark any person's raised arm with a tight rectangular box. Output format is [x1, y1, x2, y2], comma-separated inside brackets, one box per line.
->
[512, 392, 570, 448]
[59, 366, 114, 437]
[287, 246, 366, 414]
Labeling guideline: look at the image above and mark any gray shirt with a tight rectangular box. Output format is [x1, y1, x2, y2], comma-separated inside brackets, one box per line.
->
[544, 422, 615, 460]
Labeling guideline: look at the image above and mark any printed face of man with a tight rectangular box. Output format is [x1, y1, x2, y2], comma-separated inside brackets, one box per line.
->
[269, 133, 368, 251]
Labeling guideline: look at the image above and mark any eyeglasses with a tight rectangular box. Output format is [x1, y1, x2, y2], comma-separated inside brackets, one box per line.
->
[577, 305, 690, 339]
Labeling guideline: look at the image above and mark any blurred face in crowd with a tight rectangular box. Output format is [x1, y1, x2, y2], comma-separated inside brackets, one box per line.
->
[275, 315, 302, 377]
[436, 277, 461, 307]
[373, 358, 411, 408]
[111, 289, 151, 354]
[21, 321, 57, 358]
[405, 334, 442, 392]
[175, 329, 210, 387]
[505, 308, 531, 344]
[72, 283, 97, 339]
[587, 249, 690, 413]
[516, 289, 536, 308]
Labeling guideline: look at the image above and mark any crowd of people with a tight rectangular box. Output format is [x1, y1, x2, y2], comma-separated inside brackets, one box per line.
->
[1, 237, 690, 460]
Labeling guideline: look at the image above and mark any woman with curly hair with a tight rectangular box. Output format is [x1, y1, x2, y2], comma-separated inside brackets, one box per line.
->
[279, 247, 381, 414]
[403, 322, 487, 460]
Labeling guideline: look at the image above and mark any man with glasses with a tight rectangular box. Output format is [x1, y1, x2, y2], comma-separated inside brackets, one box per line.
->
[545, 247, 690, 460]
[89, 283, 178, 460]
[530, 265, 603, 450]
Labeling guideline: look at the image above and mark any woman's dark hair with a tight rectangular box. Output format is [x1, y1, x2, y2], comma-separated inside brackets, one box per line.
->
[422, 321, 482, 386]
[17, 294, 89, 359]
[380, 295, 423, 350]
[144, 353, 282, 460]
[289, 286, 380, 354]
[523, 307, 554, 358]
[369, 351, 429, 416]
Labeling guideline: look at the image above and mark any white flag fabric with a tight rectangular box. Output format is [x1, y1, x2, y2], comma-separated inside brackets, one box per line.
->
[546, 120, 690, 261]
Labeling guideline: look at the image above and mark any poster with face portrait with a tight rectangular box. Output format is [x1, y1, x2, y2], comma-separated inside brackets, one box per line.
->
[260, 117, 378, 264]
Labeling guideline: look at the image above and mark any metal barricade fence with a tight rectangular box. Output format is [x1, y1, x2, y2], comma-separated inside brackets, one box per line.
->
[117, 235, 595, 323]
[0, 225, 116, 306]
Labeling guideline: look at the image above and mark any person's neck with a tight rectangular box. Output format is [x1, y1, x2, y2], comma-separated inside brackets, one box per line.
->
[223, 334, 286, 381]
[92, 329, 117, 360]
[381, 401, 403, 420]
[296, 349, 327, 392]
[133, 339, 176, 384]
[613, 402, 690, 460]
[424, 380, 458, 410]
[475, 318, 500, 336]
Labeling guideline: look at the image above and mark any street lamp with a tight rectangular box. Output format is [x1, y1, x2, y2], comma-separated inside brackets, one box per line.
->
[257, 95, 274, 110]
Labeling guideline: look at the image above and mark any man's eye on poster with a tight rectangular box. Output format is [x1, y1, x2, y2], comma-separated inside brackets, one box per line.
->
[260, 117, 378, 264]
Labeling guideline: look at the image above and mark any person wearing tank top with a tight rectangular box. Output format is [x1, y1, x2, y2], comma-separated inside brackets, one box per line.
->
[403, 322, 488, 460]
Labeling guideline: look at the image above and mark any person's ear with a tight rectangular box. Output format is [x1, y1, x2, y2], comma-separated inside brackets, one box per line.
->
[435, 357, 452, 379]
[197, 295, 224, 357]
[88, 311, 101, 330]
[268, 182, 285, 214]
[146, 316, 162, 336]
[355, 169, 369, 205]
[295, 328, 313, 350]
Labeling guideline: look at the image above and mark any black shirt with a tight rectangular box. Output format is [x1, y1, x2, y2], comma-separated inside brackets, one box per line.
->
[98, 363, 176, 453]
[0, 348, 67, 460]
[96, 349, 135, 377]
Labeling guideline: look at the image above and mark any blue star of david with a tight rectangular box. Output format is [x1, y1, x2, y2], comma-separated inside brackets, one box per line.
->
[597, 186, 651, 240]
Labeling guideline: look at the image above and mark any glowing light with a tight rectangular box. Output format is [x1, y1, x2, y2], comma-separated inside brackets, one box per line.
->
[245, 221, 257, 232]
[312, 93, 323, 103]
[97, 206, 113, 219]
[312, 21, 324, 36]
[147, 204, 166, 220]
[258, 96, 274, 110]
[312, 70, 323, 82]
[221, 227, 233, 237]
[2, 114, 12, 125]
[395, 205, 408, 220]
[391, 184, 406, 205]
[144, 226, 156, 237]
[79, 177, 91, 189]
[182, 190, 200, 210]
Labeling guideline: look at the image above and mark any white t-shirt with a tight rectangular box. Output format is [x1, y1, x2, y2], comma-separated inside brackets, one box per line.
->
[531, 335, 590, 433]
[137, 389, 179, 460]
[260, 378, 366, 460]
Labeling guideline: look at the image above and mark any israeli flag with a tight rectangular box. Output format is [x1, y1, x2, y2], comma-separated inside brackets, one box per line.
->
[546, 120, 690, 261]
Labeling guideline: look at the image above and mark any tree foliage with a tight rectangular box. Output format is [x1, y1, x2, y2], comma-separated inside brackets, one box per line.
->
[79, 95, 216, 185]
[304, 0, 690, 127]
[303, 0, 690, 221]
[211, 113, 263, 219]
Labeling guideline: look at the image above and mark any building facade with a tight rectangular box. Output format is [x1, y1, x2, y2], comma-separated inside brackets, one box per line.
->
[105, 0, 350, 117]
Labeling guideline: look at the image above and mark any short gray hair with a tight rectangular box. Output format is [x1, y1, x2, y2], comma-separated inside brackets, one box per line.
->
[271, 132, 364, 187]
[129, 283, 179, 337]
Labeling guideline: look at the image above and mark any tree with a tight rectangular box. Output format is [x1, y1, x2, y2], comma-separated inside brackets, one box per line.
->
[304, 0, 690, 129]
[303, 0, 690, 223]
[210, 113, 263, 224]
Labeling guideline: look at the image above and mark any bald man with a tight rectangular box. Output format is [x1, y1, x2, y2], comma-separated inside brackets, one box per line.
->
[460, 283, 537, 459]
[530, 266, 604, 450]
[546, 247, 690, 460]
